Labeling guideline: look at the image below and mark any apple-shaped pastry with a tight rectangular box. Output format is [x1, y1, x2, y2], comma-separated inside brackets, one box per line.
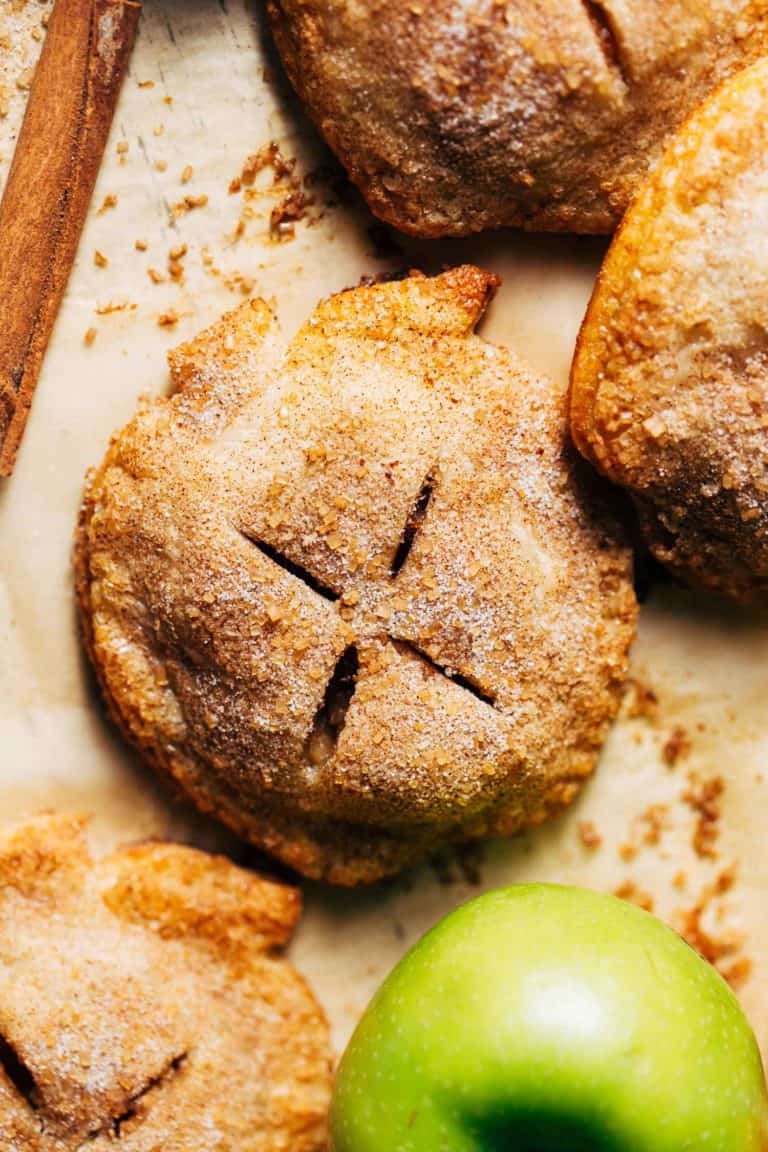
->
[332, 885, 767, 1151]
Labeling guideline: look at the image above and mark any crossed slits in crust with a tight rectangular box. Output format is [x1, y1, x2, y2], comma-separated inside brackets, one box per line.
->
[100, 272, 526, 828]
[221, 335, 532, 824]
[0, 834, 193, 1148]
[0, 815, 331, 1152]
[0, 929, 192, 1147]
[0, 839, 193, 1148]
[78, 269, 636, 878]
[246, 465, 498, 770]
[207, 278, 631, 832]
[0, 1023, 190, 1149]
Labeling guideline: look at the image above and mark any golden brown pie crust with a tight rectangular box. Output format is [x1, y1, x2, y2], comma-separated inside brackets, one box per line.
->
[571, 59, 768, 603]
[267, 0, 768, 237]
[0, 813, 331, 1151]
[76, 268, 636, 884]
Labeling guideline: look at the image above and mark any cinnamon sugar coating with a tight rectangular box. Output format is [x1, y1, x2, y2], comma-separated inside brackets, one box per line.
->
[571, 59, 768, 603]
[76, 268, 636, 884]
[0, 814, 331, 1151]
[267, 0, 768, 236]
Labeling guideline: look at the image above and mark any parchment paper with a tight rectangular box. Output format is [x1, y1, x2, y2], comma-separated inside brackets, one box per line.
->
[1, 0, 766, 1061]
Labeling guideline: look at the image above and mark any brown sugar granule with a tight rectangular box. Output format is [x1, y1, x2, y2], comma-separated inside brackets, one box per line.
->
[83, 327, 97, 346]
[93, 250, 109, 268]
[116, 140, 129, 156]
[578, 821, 602, 851]
[16, 67, 34, 90]
[239, 141, 295, 187]
[720, 957, 753, 990]
[624, 678, 659, 720]
[713, 863, 737, 896]
[221, 270, 255, 296]
[614, 881, 654, 913]
[679, 909, 740, 964]
[135, 239, 148, 251]
[137, 79, 155, 89]
[167, 242, 187, 282]
[676, 903, 743, 967]
[229, 140, 330, 238]
[270, 190, 311, 239]
[0, 84, 10, 118]
[682, 772, 725, 860]
[157, 309, 180, 327]
[635, 802, 669, 848]
[95, 301, 136, 315]
[181, 164, 193, 184]
[662, 725, 692, 767]
[155, 159, 168, 173]
[147, 267, 165, 285]
[172, 193, 208, 218]
[97, 194, 118, 215]
[673, 865, 750, 988]
[168, 260, 184, 283]
[618, 842, 638, 863]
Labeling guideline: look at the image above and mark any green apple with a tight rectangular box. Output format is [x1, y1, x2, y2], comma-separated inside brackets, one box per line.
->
[332, 885, 768, 1152]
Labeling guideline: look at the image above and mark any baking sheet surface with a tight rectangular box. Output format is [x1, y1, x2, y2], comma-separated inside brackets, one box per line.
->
[1, 0, 766, 1059]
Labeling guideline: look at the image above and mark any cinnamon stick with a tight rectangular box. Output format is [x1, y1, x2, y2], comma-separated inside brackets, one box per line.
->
[0, 0, 141, 476]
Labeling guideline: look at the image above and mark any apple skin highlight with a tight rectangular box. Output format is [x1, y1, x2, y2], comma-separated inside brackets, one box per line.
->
[331, 884, 768, 1152]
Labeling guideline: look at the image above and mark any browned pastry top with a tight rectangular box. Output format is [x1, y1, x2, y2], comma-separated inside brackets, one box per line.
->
[76, 268, 636, 884]
[267, 0, 768, 237]
[0, 814, 331, 1151]
[571, 58, 768, 604]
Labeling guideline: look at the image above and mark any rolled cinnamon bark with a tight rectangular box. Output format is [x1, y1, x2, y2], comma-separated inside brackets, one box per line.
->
[0, 0, 141, 476]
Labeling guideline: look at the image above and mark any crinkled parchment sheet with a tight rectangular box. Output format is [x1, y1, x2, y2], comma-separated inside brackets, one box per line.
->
[1, 0, 767, 1062]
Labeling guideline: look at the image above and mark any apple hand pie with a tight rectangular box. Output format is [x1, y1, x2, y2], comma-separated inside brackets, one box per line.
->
[76, 268, 636, 884]
[571, 59, 768, 604]
[0, 813, 331, 1151]
[267, 0, 768, 236]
